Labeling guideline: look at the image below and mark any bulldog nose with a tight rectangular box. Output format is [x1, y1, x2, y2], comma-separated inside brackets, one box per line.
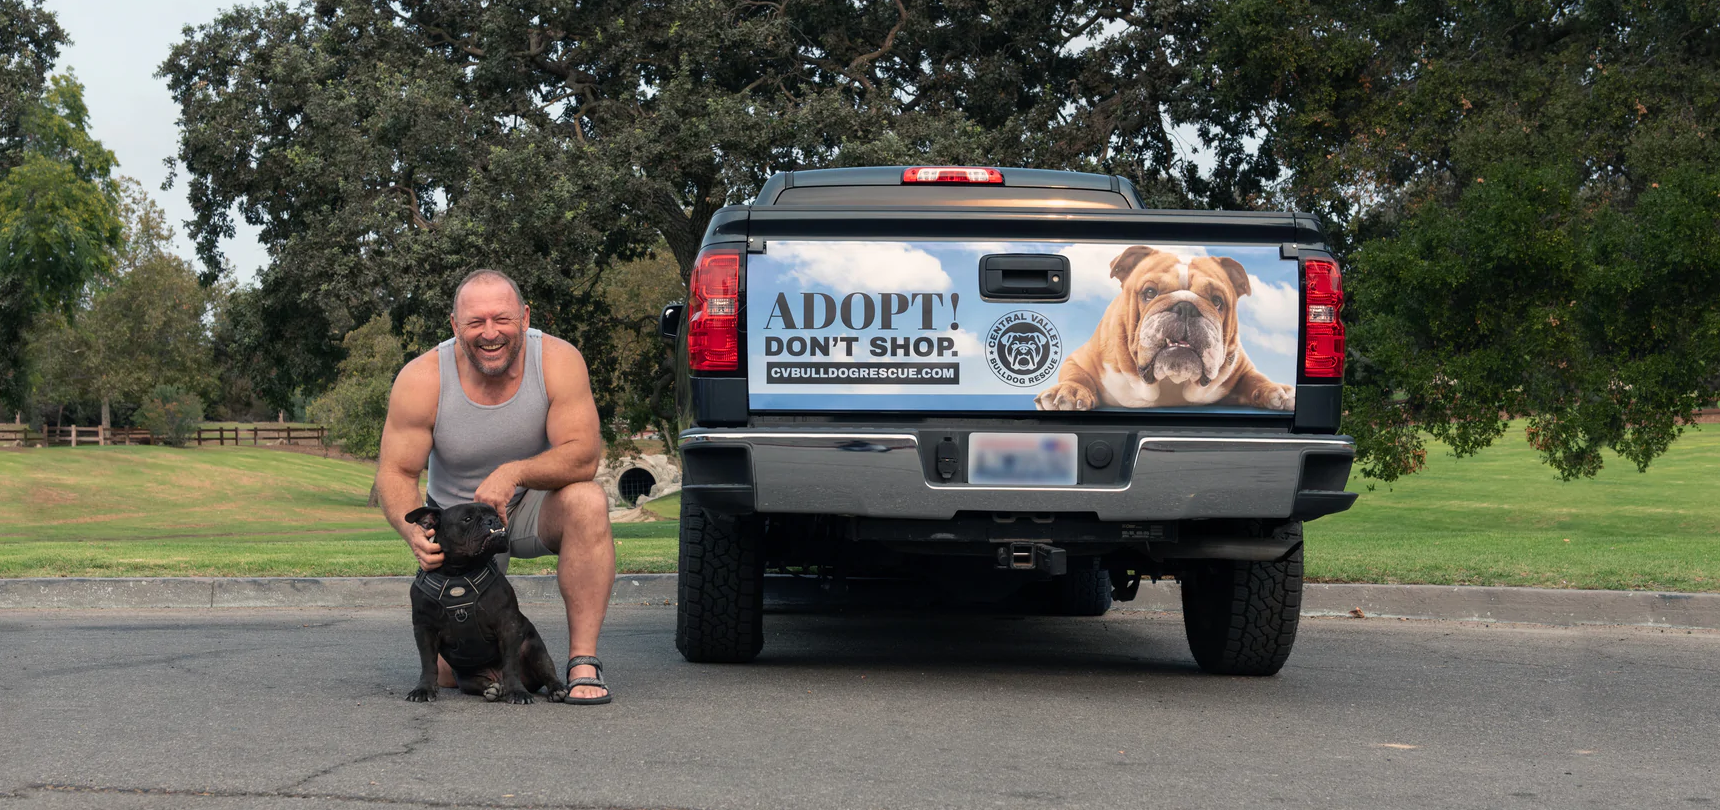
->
[1171, 301, 1201, 320]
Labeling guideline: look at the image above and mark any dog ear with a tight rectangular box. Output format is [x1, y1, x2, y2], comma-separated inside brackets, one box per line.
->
[1217, 257, 1251, 297]
[1110, 246, 1158, 282]
[404, 506, 441, 531]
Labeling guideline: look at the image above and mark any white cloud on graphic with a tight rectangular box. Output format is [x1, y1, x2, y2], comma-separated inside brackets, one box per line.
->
[949, 327, 984, 359]
[1238, 273, 1299, 357]
[1057, 243, 1210, 302]
[775, 241, 953, 293]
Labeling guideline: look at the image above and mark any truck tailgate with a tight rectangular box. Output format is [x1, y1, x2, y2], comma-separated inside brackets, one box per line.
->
[745, 238, 1304, 415]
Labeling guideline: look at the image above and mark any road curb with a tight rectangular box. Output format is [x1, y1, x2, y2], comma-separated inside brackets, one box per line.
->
[0, 573, 679, 610]
[1112, 580, 1720, 629]
[1, 575, 1716, 629]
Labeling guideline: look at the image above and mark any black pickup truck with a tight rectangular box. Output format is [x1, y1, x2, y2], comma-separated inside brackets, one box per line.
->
[659, 166, 1356, 675]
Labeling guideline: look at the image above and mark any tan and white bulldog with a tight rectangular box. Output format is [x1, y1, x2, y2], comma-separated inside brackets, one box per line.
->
[1034, 245, 1294, 411]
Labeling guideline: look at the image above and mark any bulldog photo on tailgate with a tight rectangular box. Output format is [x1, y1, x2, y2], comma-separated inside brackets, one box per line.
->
[1035, 245, 1296, 412]
[661, 166, 1357, 678]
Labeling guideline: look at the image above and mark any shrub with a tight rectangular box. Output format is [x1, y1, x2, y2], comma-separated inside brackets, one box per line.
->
[308, 316, 403, 460]
[135, 385, 205, 447]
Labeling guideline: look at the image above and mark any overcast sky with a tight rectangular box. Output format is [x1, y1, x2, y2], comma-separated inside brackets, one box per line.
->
[47, 0, 268, 285]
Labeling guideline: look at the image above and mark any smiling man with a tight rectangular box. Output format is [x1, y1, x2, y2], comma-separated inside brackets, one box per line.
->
[377, 269, 616, 704]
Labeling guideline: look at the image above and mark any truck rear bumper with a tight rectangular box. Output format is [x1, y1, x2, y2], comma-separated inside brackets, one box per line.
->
[680, 428, 1356, 522]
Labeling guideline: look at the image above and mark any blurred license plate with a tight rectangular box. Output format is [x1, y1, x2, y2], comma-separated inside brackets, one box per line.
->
[967, 432, 1078, 486]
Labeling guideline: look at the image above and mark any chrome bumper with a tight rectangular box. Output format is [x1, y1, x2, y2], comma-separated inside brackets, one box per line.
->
[679, 429, 1356, 522]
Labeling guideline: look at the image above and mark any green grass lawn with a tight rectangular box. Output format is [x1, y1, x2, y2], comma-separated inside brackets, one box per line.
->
[2, 426, 1716, 590]
[0, 445, 676, 578]
[1311, 425, 1719, 592]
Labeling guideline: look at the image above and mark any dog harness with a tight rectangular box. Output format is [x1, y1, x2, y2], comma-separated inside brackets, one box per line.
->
[414, 561, 504, 670]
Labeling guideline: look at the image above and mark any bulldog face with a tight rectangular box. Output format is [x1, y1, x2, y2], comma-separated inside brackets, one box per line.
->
[1000, 331, 1049, 372]
[1107, 246, 1250, 386]
[403, 503, 508, 567]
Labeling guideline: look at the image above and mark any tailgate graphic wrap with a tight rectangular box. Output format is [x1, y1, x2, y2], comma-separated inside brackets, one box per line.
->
[746, 241, 1297, 413]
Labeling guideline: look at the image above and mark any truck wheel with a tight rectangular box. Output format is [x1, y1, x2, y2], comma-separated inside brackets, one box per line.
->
[1179, 542, 1303, 676]
[675, 501, 765, 663]
[1052, 566, 1114, 616]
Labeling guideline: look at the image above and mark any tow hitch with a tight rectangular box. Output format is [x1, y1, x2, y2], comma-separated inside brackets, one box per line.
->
[995, 542, 1067, 575]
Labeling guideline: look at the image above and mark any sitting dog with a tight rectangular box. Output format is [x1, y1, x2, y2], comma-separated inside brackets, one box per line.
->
[1035, 245, 1294, 412]
[402, 502, 567, 704]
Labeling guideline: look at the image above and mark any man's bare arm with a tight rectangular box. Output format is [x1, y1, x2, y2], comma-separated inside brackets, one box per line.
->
[471, 337, 602, 515]
[377, 352, 443, 568]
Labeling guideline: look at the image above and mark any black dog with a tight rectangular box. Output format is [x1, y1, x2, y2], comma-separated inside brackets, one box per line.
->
[402, 502, 566, 704]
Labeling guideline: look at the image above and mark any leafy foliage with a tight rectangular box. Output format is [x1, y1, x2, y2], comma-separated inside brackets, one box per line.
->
[597, 245, 686, 457]
[0, 0, 64, 172]
[134, 384, 205, 447]
[308, 315, 404, 460]
[1185, 0, 1720, 479]
[0, 73, 124, 409]
[26, 180, 217, 425]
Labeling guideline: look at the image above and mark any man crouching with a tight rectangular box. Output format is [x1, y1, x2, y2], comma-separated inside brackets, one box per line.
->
[376, 269, 616, 705]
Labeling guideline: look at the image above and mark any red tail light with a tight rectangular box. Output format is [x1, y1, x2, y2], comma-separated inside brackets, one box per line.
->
[1302, 258, 1345, 378]
[688, 246, 742, 371]
[901, 167, 1004, 184]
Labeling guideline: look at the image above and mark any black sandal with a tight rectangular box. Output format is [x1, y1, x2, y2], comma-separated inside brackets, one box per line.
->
[562, 655, 613, 705]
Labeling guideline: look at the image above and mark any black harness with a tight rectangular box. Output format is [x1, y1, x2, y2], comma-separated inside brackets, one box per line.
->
[414, 560, 503, 670]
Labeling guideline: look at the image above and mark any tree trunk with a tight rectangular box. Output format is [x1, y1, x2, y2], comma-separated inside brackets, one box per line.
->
[100, 397, 111, 446]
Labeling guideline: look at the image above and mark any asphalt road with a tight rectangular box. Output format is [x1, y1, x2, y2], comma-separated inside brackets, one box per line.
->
[1, 604, 1716, 810]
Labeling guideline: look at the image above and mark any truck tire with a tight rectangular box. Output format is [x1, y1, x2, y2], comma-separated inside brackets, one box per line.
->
[1052, 566, 1114, 616]
[1179, 542, 1303, 676]
[675, 501, 765, 663]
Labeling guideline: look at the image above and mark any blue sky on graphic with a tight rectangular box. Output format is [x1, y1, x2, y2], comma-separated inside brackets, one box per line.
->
[752, 240, 1299, 395]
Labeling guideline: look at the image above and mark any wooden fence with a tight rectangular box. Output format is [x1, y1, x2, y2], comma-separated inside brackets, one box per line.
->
[0, 425, 326, 447]
[193, 426, 326, 446]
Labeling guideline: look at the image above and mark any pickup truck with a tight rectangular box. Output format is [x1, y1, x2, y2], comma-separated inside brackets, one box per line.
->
[659, 166, 1356, 676]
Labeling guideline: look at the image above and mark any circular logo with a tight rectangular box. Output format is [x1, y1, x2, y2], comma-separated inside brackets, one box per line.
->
[985, 311, 1062, 387]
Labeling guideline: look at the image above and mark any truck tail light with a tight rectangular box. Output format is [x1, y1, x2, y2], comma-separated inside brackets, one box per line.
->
[901, 167, 1004, 184]
[688, 246, 742, 371]
[1302, 257, 1345, 379]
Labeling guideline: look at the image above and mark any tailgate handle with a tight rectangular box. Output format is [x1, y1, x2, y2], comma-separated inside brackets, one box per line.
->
[979, 254, 1070, 302]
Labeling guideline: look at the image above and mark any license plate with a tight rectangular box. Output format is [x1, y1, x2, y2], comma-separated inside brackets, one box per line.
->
[967, 432, 1078, 486]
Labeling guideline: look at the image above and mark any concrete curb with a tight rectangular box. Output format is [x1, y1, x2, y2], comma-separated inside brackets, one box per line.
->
[1, 575, 1717, 629]
[0, 574, 679, 610]
[1111, 581, 1720, 629]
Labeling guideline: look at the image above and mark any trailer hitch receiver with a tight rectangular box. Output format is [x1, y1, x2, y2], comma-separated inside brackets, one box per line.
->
[996, 542, 1067, 575]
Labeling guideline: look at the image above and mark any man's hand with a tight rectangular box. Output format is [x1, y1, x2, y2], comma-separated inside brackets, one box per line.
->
[474, 463, 520, 525]
[407, 524, 443, 570]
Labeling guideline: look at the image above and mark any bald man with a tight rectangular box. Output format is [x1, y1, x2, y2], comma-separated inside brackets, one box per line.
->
[377, 269, 616, 704]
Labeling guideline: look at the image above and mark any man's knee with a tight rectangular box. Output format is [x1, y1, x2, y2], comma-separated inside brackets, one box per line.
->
[552, 481, 611, 534]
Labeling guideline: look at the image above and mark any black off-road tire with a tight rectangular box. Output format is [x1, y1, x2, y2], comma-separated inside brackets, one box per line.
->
[1052, 566, 1114, 616]
[675, 501, 765, 663]
[1179, 541, 1303, 676]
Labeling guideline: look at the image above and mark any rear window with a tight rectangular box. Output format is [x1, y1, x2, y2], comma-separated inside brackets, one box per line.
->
[770, 185, 1133, 209]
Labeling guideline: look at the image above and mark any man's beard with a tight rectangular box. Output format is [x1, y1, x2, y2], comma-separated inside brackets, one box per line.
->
[461, 333, 523, 378]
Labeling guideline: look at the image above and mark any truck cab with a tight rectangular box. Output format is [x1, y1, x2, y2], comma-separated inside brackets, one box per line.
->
[661, 166, 1355, 675]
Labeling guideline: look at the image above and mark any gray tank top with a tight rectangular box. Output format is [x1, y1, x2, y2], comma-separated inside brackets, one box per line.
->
[426, 328, 553, 507]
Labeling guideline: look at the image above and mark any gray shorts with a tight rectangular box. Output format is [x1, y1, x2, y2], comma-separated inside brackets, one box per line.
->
[499, 489, 554, 571]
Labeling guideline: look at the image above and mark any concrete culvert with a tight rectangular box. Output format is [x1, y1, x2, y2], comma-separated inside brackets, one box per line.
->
[618, 467, 656, 506]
